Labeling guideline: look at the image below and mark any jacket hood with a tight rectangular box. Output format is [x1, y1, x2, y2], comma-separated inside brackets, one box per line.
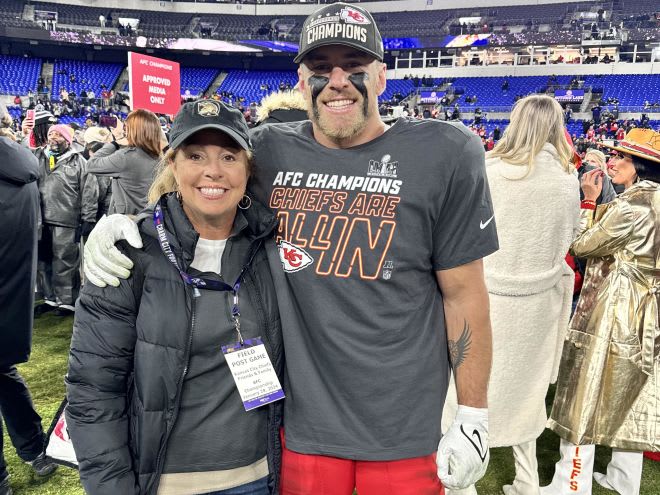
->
[138, 192, 277, 268]
[0, 136, 39, 185]
[257, 90, 308, 123]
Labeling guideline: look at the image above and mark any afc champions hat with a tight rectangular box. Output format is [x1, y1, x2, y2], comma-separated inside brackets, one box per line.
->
[294, 2, 384, 64]
[169, 100, 251, 151]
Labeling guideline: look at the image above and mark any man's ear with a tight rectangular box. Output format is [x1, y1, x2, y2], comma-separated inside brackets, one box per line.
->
[297, 66, 306, 92]
[377, 63, 387, 97]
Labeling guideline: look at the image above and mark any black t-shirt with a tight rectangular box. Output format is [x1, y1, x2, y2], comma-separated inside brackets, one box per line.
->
[248, 118, 498, 460]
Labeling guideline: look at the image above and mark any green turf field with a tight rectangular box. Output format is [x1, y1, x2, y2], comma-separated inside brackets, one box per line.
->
[3, 312, 659, 494]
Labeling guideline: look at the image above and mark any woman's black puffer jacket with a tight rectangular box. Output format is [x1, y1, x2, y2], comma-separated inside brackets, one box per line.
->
[66, 193, 283, 495]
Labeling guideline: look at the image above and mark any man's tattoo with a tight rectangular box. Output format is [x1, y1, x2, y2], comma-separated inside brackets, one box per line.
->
[448, 320, 472, 370]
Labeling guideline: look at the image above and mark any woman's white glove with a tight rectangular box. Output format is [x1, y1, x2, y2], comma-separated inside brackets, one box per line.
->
[437, 405, 490, 490]
[83, 214, 142, 287]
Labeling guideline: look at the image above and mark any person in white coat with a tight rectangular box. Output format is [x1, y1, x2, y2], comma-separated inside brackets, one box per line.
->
[443, 94, 581, 495]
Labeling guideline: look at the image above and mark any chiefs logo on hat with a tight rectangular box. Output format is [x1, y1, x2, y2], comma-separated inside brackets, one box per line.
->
[278, 241, 314, 273]
[340, 7, 370, 25]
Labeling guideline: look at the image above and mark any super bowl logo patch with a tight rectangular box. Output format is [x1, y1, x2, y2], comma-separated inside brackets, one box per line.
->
[278, 240, 313, 273]
[340, 7, 370, 25]
[197, 100, 220, 117]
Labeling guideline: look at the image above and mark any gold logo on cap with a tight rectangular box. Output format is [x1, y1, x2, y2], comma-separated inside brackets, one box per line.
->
[197, 101, 220, 117]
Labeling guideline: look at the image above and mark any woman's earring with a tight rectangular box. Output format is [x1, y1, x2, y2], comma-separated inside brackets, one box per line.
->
[176, 190, 182, 202]
[238, 194, 252, 210]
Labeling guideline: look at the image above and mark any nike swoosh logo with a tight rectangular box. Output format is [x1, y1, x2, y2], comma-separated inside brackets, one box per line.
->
[460, 424, 488, 462]
[479, 215, 494, 230]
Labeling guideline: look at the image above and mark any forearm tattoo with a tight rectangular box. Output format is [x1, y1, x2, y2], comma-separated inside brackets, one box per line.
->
[448, 320, 472, 370]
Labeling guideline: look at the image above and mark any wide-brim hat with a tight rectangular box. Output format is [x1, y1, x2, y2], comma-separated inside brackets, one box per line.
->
[601, 128, 660, 164]
[294, 2, 383, 64]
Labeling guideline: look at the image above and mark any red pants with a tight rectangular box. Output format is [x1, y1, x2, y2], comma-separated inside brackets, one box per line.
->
[280, 432, 444, 495]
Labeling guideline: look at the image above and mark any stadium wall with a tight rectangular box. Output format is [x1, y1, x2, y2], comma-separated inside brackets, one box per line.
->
[34, 0, 597, 15]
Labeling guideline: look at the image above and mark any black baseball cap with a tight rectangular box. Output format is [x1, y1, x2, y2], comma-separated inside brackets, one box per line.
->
[169, 100, 251, 151]
[294, 2, 383, 64]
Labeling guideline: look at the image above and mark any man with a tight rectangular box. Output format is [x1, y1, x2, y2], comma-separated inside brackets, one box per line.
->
[83, 3, 498, 493]
[35, 124, 98, 316]
[0, 105, 57, 495]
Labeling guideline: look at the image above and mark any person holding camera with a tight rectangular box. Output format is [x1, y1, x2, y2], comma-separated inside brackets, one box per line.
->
[86, 110, 164, 216]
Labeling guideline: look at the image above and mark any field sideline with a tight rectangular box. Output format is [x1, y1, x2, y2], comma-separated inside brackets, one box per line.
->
[4, 312, 659, 494]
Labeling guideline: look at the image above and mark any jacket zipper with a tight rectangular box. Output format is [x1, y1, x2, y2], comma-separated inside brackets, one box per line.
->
[150, 287, 198, 495]
[147, 228, 273, 494]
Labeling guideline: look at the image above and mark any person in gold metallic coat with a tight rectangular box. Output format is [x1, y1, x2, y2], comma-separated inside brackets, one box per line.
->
[542, 128, 660, 495]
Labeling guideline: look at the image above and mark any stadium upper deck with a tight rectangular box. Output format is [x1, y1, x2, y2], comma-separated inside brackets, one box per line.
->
[2, 0, 655, 46]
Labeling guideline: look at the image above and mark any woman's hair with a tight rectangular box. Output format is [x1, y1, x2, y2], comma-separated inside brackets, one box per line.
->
[33, 122, 50, 147]
[0, 127, 17, 140]
[632, 155, 660, 184]
[0, 113, 11, 130]
[583, 149, 607, 171]
[125, 109, 163, 158]
[148, 144, 253, 204]
[488, 94, 574, 176]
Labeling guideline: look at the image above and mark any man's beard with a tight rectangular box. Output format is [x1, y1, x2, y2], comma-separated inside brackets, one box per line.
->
[308, 72, 372, 142]
[49, 142, 68, 156]
[310, 97, 371, 141]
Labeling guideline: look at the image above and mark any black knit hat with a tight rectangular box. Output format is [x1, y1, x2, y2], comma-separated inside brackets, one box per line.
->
[169, 100, 251, 151]
[294, 2, 383, 64]
[34, 110, 55, 125]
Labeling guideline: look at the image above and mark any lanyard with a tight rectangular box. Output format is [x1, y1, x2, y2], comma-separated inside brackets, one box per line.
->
[153, 200, 257, 344]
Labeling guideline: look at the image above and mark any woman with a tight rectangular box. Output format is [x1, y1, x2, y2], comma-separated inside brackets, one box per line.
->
[66, 101, 283, 495]
[582, 148, 607, 172]
[442, 95, 580, 495]
[543, 128, 660, 495]
[22, 110, 54, 149]
[86, 109, 163, 215]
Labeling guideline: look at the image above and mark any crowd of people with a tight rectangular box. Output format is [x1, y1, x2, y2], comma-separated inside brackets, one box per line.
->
[1, 2, 659, 495]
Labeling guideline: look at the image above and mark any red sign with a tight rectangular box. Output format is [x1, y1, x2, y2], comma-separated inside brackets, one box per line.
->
[128, 52, 181, 115]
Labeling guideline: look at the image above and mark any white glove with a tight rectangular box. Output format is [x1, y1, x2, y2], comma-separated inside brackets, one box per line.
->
[437, 405, 490, 490]
[83, 214, 143, 288]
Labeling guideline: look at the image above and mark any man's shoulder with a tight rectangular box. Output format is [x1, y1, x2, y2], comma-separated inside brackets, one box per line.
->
[250, 120, 311, 149]
[251, 120, 308, 135]
[62, 150, 87, 166]
[393, 117, 477, 144]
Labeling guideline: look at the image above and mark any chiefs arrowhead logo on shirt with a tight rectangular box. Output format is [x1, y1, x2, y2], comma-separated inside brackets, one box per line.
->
[278, 241, 314, 273]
